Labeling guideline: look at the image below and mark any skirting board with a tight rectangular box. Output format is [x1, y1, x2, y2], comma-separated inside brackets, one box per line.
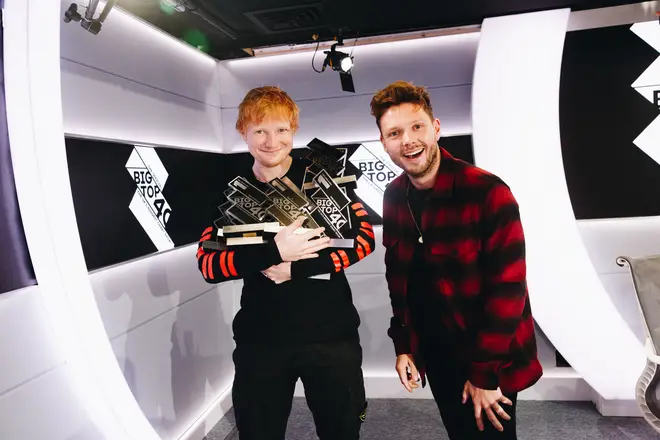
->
[179, 382, 235, 440]
[293, 367, 593, 401]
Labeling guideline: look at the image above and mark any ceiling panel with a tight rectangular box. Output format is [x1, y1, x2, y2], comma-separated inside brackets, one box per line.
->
[106, 0, 647, 60]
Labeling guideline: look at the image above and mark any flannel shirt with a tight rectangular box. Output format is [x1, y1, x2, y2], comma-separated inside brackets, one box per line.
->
[382, 147, 543, 393]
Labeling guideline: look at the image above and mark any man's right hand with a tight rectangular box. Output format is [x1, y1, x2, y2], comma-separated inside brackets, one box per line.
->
[396, 354, 420, 393]
[274, 216, 331, 262]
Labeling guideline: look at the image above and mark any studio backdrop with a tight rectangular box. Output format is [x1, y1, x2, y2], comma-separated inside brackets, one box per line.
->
[65, 135, 473, 271]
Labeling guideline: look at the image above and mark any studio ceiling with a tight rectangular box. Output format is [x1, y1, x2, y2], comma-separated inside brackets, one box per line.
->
[115, 0, 645, 60]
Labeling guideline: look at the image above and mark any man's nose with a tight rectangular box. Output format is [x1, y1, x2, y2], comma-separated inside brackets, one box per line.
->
[265, 133, 277, 148]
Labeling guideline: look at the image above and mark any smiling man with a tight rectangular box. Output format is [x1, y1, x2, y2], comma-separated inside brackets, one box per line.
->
[196, 86, 375, 440]
[371, 81, 542, 439]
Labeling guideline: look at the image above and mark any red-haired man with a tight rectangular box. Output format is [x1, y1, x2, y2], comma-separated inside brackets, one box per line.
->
[371, 81, 543, 439]
[196, 86, 375, 440]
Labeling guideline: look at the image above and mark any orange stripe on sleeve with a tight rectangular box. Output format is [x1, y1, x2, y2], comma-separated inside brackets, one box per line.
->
[200, 234, 212, 242]
[196, 247, 205, 260]
[360, 227, 375, 239]
[330, 252, 342, 272]
[357, 235, 372, 254]
[360, 222, 373, 230]
[351, 202, 364, 210]
[227, 251, 237, 276]
[355, 209, 368, 217]
[201, 226, 212, 237]
[202, 254, 209, 279]
[207, 252, 215, 280]
[356, 243, 365, 260]
[338, 250, 349, 268]
[219, 251, 230, 278]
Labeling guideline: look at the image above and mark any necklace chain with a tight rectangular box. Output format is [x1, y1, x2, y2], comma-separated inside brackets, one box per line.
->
[406, 182, 424, 244]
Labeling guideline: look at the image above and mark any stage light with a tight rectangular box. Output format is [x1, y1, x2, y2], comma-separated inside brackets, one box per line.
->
[63, 1, 117, 35]
[315, 32, 356, 93]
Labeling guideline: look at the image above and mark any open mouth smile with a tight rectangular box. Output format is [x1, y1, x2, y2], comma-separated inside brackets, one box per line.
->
[403, 148, 424, 159]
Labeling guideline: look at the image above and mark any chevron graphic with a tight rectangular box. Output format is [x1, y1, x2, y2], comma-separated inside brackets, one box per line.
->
[125, 146, 174, 251]
[631, 21, 660, 167]
[348, 141, 403, 217]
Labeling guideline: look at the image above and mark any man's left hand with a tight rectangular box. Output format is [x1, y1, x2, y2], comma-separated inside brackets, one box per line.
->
[261, 262, 292, 284]
[462, 380, 513, 432]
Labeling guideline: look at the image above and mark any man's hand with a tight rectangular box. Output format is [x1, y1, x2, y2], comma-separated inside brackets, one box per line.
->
[395, 354, 420, 393]
[261, 262, 291, 284]
[274, 217, 330, 262]
[462, 380, 513, 432]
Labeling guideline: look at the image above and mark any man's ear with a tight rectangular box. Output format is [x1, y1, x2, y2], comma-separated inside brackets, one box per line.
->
[433, 118, 441, 141]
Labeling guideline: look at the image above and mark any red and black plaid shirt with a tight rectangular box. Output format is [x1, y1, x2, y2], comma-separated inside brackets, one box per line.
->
[382, 147, 543, 393]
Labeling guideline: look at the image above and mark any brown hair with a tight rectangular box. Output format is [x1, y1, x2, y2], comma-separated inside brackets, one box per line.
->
[370, 81, 434, 129]
[235, 86, 300, 134]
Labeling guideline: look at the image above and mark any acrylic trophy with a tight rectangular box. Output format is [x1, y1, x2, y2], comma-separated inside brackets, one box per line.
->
[201, 138, 363, 253]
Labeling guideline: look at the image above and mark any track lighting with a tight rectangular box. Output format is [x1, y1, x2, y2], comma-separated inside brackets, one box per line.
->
[63, 1, 117, 35]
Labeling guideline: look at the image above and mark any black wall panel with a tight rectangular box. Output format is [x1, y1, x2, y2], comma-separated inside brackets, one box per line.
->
[66, 135, 473, 271]
[560, 24, 660, 219]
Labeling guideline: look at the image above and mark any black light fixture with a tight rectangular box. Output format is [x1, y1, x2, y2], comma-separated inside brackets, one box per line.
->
[322, 42, 355, 93]
[63, 0, 117, 35]
[312, 29, 356, 93]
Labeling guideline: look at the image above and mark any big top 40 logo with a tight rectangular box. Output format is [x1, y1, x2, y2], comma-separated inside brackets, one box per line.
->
[631, 20, 660, 167]
[125, 146, 174, 251]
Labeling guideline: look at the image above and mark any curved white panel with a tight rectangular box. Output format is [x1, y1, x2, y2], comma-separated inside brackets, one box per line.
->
[4, 0, 160, 438]
[471, 9, 644, 399]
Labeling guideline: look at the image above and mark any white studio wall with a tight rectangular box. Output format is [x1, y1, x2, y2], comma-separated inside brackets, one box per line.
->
[60, 1, 222, 152]
[6, 4, 659, 440]
[4, 0, 163, 439]
[58, 1, 240, 440]
[218, 30, 478, 153]
[471, 7, 647, 403]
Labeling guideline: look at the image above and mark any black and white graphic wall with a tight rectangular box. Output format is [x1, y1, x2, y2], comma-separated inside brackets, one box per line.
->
[65, 138, 231, 271]
[560, 21, 660, 219]
[66, 135, 473, 271]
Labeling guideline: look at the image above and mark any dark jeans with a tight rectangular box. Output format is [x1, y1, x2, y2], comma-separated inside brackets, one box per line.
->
[232, 339, 367, 440]
[424, 344, 519, 440]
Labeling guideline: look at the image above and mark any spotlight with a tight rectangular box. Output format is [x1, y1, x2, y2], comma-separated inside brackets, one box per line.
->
[64, 1, 117, 35]
[321, 41, 356, 93]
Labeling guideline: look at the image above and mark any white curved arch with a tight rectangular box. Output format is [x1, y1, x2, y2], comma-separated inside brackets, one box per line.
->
[471, 8, 644, 399]
[4, 0, 161, 438]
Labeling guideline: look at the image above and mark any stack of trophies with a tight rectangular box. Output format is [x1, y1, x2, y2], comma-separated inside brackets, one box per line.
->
[202, 138, 363, 252]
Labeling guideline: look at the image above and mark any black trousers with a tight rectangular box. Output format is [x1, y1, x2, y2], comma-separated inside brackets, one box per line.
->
[423, 345, 519, 440]
[232, 339, 367, 440]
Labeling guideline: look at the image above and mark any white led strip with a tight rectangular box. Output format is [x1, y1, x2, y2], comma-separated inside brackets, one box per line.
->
[471, 8, 645, 400]
[4, 0, 162, 438]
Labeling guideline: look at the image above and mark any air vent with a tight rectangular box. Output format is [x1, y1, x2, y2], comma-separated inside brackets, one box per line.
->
[245, 3, 327, 34]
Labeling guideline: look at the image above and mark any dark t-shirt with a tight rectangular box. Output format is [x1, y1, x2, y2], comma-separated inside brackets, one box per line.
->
[406, 184, 454, 354]
[213, 157, 361, 345]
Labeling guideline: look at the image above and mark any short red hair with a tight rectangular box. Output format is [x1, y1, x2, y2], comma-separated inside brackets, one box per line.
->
[235, 86, 300, 134]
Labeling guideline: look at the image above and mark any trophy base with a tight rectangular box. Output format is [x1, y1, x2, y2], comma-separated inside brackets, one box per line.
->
[328, 239, 354, 248]
[202, 240, 227, 251]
